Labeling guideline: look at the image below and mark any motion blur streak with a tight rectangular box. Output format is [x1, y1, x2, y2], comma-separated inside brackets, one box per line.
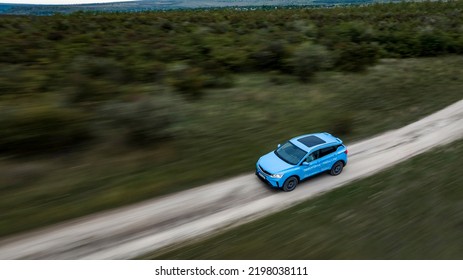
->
[0, 100, 462, 259]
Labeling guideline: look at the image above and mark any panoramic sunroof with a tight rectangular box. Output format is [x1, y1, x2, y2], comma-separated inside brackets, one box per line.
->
[297, 136, 326, 148]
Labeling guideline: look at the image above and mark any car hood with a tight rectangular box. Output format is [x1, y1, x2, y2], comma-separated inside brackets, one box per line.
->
[258, 151, 294, 174]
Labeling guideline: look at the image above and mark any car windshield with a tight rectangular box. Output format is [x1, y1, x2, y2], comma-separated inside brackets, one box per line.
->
[274, 141, 307, 165]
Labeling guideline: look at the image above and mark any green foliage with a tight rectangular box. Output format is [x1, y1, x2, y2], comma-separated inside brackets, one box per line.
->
[69, 56, 126, 82]
[417, 29, 452, 56]
[100, 96, 179, 145]
[0, 1, 462, 95]
[0, 106, 92, 154]
[129, 61, 167, 83]
[335, 42, 380, 72]
[66, 76, 123, 103]
[0, 65, 26, 94]
[63, 56, 128, 103]
[250, 41, 289, 71]
[328, 113, 355, 137]
[289, 20, 317, 38]
[168, 63, 207, 99]
[287, 42, 332, 82]
[323, 21, 376, 48]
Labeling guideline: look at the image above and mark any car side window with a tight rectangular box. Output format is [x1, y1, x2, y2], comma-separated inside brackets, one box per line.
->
[319, 146, 336, 158]
[305, 150, 319, 162]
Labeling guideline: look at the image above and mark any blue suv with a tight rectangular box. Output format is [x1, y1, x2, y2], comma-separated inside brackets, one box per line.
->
[256, 132, 348, 191]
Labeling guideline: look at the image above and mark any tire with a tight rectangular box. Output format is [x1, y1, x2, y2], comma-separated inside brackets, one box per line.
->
[330, 161, 344, 176]
[282, 176, 298, 192]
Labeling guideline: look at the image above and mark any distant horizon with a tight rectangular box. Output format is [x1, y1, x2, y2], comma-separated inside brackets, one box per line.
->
[0, 0, 135, 4]
[0, 0, 388, 15]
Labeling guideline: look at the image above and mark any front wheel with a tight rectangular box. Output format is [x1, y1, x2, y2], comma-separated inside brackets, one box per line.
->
[330, 161, 344, 176]
[282, 176, 298, 192]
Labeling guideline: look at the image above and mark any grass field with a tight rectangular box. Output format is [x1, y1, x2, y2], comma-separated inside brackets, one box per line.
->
[1, 56, 463, 238]
[149, 139, 463, 259]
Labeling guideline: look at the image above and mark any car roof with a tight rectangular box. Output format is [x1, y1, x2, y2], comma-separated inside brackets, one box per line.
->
[290, 132, 342, 152]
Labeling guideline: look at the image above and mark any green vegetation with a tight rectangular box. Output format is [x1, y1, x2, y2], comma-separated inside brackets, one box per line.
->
[0, 106, 91, 154]
[150, 140, 463, 259]
[0, 1, 463, 237]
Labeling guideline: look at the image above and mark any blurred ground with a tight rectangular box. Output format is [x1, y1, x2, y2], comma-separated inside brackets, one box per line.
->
[0, 99, 461, 259]
[1, 56, 463, 238]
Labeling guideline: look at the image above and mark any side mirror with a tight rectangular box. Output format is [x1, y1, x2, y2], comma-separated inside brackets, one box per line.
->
[277, 144, 281, 148]
[302, 162, 309, 166]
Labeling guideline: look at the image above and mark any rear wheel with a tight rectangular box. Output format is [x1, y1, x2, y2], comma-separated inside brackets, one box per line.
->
[330, 161, 344, 176]
[282, 176, 298, 192]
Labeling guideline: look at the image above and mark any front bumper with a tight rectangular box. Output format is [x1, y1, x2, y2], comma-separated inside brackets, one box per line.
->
[255, 165, 282, 188]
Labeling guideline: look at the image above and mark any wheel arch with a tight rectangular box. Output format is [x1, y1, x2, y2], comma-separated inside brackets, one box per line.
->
[290, 174, 300, 182]
[331, 159, 346, 168]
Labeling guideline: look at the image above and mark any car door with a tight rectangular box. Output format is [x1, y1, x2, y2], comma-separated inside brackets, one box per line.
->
[319, 146, 338, 171]
[301, 150, 323, 179]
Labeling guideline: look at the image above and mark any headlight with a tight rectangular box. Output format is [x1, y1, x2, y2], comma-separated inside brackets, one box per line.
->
[270, 174, 283, 179]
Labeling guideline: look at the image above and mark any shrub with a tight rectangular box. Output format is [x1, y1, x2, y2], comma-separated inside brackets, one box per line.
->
[0, 65, 26, 95]
[417, 29, 451, 56]
[99, 96, 179, 145]
[250, 41, 289, 71]
[66, 76, 122, 104]
[68, 56, 126, 83]
[199, 60, 235, 88]
[64, 56, 129, 103]
[289, 20, 317, 38]
[129, 61, 167, 83]
[334, 42, 380, 72]
[210, 46, 250, 72]
[379, 32, 420, 58]
[0, 106, 92, 155]
[168, 63, 207, 100]
[322, 21, 376, 48]
[327, 113, 355, 137]
[286, 42, 333, 82]
[454, 35, 463, 54]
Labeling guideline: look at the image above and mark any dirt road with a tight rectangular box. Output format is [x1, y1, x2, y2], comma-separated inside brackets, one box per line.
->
[1, 100, 462, 259]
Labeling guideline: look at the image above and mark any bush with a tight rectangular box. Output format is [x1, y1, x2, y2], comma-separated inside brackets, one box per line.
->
[199, 60, 235, 88]
[334, 42, 380, 72]
[287, 42, 333, 82]
[250, 41, 289, 71]
[168, 63, 207, 100]
[129, 61, 166, 83]
[379, 32, 420, 58]
[337, 22, 375, 44]
[0, 65, 26, 95]
[417, 29, 451, 56]
[100, 96, 179, 145]
[68, 56, 126, 83]
[0, 106, 92, 155]
[64, 56, 128, 103]
[288, 20, 317, 38]
[322, 21, 376, 48]
[327, 113, 355, 137]
[66, 76, 123, 104]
